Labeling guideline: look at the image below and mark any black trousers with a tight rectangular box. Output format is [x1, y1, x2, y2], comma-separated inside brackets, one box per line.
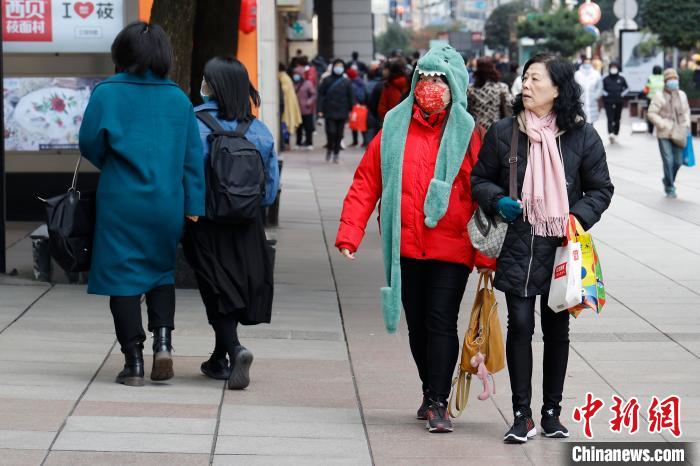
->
[604, 102, 623, 136]
[325, 117, 346, 155]
[505, 293, 570, 418]
[296, 114, 314, 146]
[401, 258, 469, 402]
[109, 285, 175, 352]
[195, 273, 241, 358]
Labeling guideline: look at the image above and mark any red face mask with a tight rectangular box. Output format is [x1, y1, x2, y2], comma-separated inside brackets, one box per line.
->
[414, 80, 450, 114]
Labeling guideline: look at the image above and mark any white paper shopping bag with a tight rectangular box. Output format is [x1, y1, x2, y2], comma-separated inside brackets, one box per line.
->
[547, 241, 583, 313]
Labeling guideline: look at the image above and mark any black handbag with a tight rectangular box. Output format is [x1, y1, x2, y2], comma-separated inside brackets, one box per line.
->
[39, 157, 96, 273]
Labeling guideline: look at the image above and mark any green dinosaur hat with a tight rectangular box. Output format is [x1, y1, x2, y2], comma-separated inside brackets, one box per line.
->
[378, 45, 475, 333]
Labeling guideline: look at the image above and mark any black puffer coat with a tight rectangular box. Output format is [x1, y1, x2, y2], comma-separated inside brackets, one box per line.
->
[471, 117, 614, 298]
[318, 75, 354, 120]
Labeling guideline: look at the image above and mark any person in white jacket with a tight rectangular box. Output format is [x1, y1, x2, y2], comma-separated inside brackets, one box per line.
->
[574, 57, 603, 124]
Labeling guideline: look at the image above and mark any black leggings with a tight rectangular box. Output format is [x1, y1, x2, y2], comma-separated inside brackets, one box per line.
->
[109, 285, 175, 352]
[401, 258, 469, 402]
[505, 293, 570, 418]
[195, 275, 241, 359]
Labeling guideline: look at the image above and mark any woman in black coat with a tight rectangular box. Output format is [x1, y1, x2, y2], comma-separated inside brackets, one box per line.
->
[471, 53, 614, 443]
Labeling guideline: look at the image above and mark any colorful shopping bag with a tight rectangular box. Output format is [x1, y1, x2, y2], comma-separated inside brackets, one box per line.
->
[568, 218, 606, 318]
[348, 104, 368, 132]
[683, 132, 695, 167]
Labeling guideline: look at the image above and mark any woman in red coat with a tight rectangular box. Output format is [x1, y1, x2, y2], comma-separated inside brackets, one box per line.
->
[335, 45, 494, 434]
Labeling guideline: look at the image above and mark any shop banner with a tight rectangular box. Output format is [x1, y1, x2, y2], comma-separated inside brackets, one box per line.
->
[2, 0, 124, 53]
[3, 77, 101, 151]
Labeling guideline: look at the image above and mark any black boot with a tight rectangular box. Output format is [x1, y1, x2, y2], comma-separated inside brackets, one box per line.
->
[151, 327, 174, 381]
[201, 354, 231, 380]
[116, 346, 145, 387]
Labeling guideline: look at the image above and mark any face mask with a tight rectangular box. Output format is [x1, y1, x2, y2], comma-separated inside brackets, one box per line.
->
[414, 80, 451, 114]
[610, 68, 618, 75]
[666, 79, 680, 90]
[582, 64, 592, 70]
[333, 66, 345, 76]
[293, 75, 301, 82]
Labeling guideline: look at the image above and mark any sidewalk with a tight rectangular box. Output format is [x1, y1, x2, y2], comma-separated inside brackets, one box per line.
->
[1, 118, 699, 465]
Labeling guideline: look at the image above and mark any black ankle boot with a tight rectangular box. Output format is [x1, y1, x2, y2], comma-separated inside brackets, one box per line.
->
[116, 346, 145, 386]
[151, 327, 173, 381]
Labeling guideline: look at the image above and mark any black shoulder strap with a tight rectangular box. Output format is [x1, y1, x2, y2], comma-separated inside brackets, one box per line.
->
[508, 117, 519, 200]
[196, 111, 226, 133]
[233, 119, 254, 138]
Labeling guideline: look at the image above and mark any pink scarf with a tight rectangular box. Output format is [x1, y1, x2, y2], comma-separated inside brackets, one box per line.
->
[521, 110, 569, 237]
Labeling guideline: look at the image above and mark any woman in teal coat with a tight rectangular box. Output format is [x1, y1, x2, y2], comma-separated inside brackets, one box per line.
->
[79, 22, 205, 387]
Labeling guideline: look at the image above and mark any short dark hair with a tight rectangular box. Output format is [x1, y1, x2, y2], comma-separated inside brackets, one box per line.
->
[352, 51, 359, 60]
[203, 57, 261, 122]
[474, 57, 501, 87]
[332, 58, 346, 68]
[653, 65, 663, 74]
[512, 53, 585, 132]
[111, 21, 172, 78]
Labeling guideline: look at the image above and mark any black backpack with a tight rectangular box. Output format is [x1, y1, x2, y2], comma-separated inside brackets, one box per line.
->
[196, 111, 266, 224]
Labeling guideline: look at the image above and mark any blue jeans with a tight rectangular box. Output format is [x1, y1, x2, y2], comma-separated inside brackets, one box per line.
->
[658, 138, 683, 193]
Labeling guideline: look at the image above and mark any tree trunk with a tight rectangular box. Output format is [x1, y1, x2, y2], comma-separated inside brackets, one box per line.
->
[190, 0, 242, 103]
[150, 0, 197, 92]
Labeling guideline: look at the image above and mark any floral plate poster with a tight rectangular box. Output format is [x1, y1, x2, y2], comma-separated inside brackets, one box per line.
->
[3, 77, 101, 151]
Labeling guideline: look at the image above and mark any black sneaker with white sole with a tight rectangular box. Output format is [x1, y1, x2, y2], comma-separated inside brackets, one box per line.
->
[504, 411, 537, 444]
[541, 409, 570, 438]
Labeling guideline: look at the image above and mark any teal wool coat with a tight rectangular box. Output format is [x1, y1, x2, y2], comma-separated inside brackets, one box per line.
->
[79, 72, 206, 296]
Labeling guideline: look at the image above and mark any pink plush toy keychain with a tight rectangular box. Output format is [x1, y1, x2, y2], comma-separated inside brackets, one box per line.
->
[470, 352, 496, 401]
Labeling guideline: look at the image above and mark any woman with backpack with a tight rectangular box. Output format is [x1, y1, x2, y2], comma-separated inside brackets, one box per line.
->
[79, 22, 205, 387]
[183, 57, 280, 390]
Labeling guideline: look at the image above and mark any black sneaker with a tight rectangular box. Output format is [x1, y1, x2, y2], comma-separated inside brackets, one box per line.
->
[504, 411, 537, 443]
[228, 346, 253, 390]
[425, 400, 453, 433]
[541, 409, 570, 438]
[416, 394, 430, 420]
[200, 355, 230, 380]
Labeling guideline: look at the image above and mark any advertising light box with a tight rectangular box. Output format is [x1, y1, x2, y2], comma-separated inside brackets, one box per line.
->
[2, 0, 124, 53]
[3, 77, 102, 151]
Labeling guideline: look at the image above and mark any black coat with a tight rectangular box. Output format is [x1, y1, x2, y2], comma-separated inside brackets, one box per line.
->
[318, 75, 354, 120]
[603, 74, 629, 104]
[471, 117, 614, 297]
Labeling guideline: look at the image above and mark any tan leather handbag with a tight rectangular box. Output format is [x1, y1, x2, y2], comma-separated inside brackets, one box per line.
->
[448, 272, 505, 418]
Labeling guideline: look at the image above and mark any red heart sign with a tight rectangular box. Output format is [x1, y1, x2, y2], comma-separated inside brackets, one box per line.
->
[74, 2, 95, 19]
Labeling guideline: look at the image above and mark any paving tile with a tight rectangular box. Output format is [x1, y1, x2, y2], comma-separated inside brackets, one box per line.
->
[44, 451, 210, 465]
[73, 401, 219, 419]
[64, 416, 216, 435]
[0, 398, 73, 431]
[218, 420, 364, 439]
[0, 430, 55, 450]
[213, 456, 369, 466]
[214, 435, 370, 459]
[0, 448, 46, 466]
[52, 431, 212, 454]
[221, 405, 361, 424]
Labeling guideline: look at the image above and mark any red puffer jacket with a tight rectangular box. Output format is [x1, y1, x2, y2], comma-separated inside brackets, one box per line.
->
[336, 105, 495, 270]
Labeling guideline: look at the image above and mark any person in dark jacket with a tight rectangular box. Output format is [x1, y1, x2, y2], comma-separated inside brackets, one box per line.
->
[79, 22, 206, 387]
[366, 64, 385, 140]
[602, 61, 629, 144]
[378, 60, 410, 121]
[184, 57, 280, 390]
[472, 53, 614, 444]
[318, 58, 354, 162]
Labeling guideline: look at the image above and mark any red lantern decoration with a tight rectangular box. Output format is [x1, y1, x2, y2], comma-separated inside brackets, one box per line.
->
[240, 0, 257, 34]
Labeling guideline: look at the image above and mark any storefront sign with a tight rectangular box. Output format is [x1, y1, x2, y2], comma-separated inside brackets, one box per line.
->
[2, 0, 124, 53]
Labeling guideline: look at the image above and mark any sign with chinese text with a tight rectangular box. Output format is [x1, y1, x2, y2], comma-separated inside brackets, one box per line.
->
[3, 0, 124, 53]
